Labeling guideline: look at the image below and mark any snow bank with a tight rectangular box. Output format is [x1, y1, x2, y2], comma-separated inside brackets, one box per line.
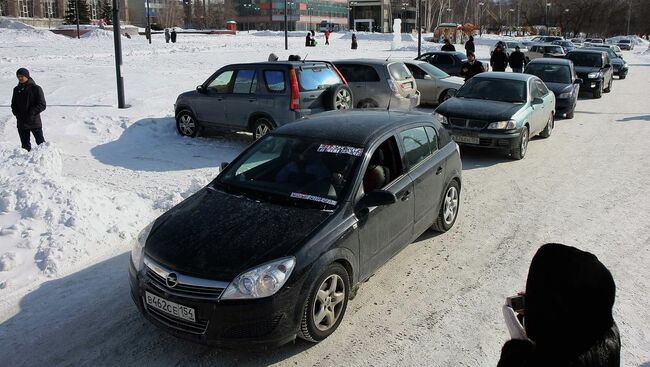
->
[0, 27, 66, 43]
[0, 143, 153, 292]
[340, 32, 416, 42]
[0, 18, 34, 30]
[80, 28, 114, 39]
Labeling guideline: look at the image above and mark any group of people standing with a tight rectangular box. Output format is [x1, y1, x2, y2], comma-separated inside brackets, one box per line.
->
[164, 28, 178, 43]
[305, 29, 335, 47]
[448, 36, 528, 81]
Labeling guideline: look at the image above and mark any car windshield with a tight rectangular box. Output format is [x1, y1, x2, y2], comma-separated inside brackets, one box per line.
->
[567, 53, 602, 67]
[525, 64, 572, 84]
[619, 39, 630, 44]
[216, 135, 362, 209]
[456, 78, 527, 103]
[416, 62, 450, 78]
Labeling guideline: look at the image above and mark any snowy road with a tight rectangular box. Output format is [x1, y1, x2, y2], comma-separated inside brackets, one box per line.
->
[1, 27, 649, 366]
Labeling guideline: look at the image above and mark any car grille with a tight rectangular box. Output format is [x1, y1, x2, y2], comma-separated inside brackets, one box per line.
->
[144, 299, 209, 335]
[146, 269, 225, 299]
[222, 315, 284, 339]
[449, 117, 488, 129]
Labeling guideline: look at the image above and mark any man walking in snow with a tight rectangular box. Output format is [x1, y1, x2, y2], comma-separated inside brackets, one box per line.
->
[325, 29, 331, 45]
[164, 28, 171, 43]
[171, 29, 177, 43]
[508, 45, 526, 73]
[490, 44, 509, 72]
[11, 68, 46, 152]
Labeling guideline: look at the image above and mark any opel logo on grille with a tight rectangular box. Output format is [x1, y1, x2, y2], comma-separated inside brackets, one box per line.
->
[165, 273, 178, 288]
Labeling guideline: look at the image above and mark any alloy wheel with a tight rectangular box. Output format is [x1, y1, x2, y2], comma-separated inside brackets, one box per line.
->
[312, 274, 346, 332]
[254, 120, 271, 139]
[520, 128, 529, 156]
[335, 89, 352, 110]
[443, 186, 459, 225]
[178, 114, 196, 136]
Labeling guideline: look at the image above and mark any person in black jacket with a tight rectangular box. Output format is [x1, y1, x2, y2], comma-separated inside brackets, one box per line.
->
[498, 243, 620, 367]
[508, 46, 526, 73]
[441, 38, 456, 51]
[170, 28, 177, 43]
[491, 44, 509, 71]
[464, 35, 475, 55]
[11, 68, 46, 152]
[460, 51, 485, 81]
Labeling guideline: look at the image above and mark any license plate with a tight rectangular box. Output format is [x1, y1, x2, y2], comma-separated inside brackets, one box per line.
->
[145, 291, 196, 323]
[452, 135, 480, 144]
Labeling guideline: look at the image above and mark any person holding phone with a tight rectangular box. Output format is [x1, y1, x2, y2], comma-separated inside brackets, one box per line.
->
[498, 243, 620, 367]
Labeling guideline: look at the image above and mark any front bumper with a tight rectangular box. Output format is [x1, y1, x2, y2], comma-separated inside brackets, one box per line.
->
[578, 78, 602, 92]
[443, 126, 523, 149]
[614, 67, 628, 77]
[129, 257, 303, 348]
[555, 97, 575, 113]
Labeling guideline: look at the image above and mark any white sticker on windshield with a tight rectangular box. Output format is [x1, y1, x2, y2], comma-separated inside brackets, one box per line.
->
[291, 192, 338, 206]
[317, 144, 363, 156]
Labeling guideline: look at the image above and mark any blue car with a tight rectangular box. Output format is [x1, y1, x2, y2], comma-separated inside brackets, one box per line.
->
[524, 58, 581, 119]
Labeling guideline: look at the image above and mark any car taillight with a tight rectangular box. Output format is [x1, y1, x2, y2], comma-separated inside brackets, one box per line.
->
[289, 69, 300, 111]
[332, 65, 348, 85]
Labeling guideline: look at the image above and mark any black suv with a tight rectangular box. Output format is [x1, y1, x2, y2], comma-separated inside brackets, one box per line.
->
[174, 61, 353, 139]
[565, 50, 614, 98]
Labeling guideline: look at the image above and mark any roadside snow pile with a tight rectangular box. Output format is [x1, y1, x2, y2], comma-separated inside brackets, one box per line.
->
[81, 28, 114, 39]
[0, 143, 153, 292]
[0, 18, 34, 30]
[0, 27, 65, 43]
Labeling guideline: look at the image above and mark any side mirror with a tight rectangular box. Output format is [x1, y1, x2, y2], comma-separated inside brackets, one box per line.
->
[356, 190, 397, 210]
[423, 74, 432, 80]
[196, 85, 205, 93]
[532, 97, 544, 105]
[220, 162, 229, 171]
[574, 78, 583, 84]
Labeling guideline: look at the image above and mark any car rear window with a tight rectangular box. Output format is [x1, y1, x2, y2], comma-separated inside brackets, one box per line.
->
[264, 70, 286, 93]
[544, 46, 563, 53]
[335, 64, 380, 82]
[298, 66, 341, 91]
[388, 62, 413, 81]
[525, 64, 572, 84]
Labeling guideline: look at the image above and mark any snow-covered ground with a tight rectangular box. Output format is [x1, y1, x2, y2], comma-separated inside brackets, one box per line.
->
[0, 24, 649, 366]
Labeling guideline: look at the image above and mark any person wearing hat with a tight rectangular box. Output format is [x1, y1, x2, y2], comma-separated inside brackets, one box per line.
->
[490, 44, 509, 72]
[11, 68, 47, 152]
[508, 45, 527, 73]
[460, 51, 485, 82]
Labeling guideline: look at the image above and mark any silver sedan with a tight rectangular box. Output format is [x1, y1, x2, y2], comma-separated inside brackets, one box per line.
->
[404, 60, 465, 106]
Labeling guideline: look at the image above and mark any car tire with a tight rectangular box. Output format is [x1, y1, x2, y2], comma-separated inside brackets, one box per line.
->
[438, 89, 456, 104]
[176, 110, 199, 137]
[510, 126, 529, 160]
[566, 108, 575, 119]
[357, 99, 378, 108]
[604, 78, 612, 93]
[431, 180, 460, 233]
[251, 117, 274, 140]
[298, 263, 350, 343]
[326, 85, 353, 110]
[619, 74, 626, 80]
[540, 114, 554, 138]
[593, 82, 603, 98]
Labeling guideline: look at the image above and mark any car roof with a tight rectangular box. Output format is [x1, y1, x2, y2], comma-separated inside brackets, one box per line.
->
[527, 58, 572, 66]
[333, 58, 404, 66]
[272, 110, 435, 146]
[225, 61, 335, 68]
[567, 49, 606, 55]
[422, 51, 466, 57]
[473, 71, 534, 82]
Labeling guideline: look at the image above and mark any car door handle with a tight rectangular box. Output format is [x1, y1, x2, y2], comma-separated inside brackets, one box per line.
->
[400, 190, 411, 201]
[436, 166, 443, 175]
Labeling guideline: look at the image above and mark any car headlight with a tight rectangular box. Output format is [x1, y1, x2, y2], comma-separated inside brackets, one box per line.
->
[131, 220, 155, 271]
[435, 112, 448, 124]
[221, 257, 296, 299]
[487, 120, 517, 129]
[558, 92, 571, 99]
[587, 72, 601, 78]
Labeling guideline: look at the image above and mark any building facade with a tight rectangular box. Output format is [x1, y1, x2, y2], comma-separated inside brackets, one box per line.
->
[235, 0, 348, 32]
[1, 0, 129, 25]
[348, 0, 415, 33]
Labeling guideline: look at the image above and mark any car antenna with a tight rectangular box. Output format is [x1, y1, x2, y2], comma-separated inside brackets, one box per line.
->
[386, 54, 391, 61]
[302, 54, 309, 62]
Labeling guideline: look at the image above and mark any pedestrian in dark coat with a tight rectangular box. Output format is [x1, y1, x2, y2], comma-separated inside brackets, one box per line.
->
[490, 45, 509, 71]
[11, 68, 46, 151]
[464, 35, 475, 55]
[441, 38, 456, 51]
[351, 34, 358, 49]
[460, 51, 485, 81]
[305, 33, 312, 47]
[508, 46, 526, 73]
[170, 29, 177, 43]
[498, 243, 620, 367]
[164, 28, 171, 43]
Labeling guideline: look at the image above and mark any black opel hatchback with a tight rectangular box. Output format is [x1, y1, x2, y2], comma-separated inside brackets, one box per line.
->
[129, 110, 462, 347]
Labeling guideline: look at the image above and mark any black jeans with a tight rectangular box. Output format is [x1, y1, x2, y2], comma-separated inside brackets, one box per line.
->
[18, 128, 45, 151]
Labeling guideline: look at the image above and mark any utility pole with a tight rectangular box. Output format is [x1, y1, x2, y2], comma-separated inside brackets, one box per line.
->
[417, 0, 421, 57]
[75, 0, 80, 39]
[284, 0, 288, 50]
[626, 0, 631, 35]
[146, 0, 151, 43]
[112, 0, 125, 108]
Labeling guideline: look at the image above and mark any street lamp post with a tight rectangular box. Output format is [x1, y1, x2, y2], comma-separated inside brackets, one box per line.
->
[545, 2, 551, 35]
[145, 0, 151, 43]
[417, 0, 421, 57]
[563, 8, 569, 38]
[509, 8, 514, 36]
[349, 1, 357, 31]
[284, 0, 288, 49]
[478, 2, 484, 37]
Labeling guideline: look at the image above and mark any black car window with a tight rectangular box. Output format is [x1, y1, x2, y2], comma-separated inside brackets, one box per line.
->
[336, 64, 380, 82]
[424, 126, 439, 152]
[456, 78, 527, 103]
[405, 64, 425, 79]
[388, 62, 412, 81]
[525, 64, 572, 84]
[264, 70, 286, 93]
[435, 54, 454, 65]
[207, 70, 234, 93]
[400, 127, 431, 167]
[232, 69, 257, 94]
[298, 66, 341, 91]
[362, 136, 403, 193]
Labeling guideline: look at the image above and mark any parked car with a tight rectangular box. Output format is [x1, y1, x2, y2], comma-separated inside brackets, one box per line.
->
[129, 109, 462, 347]
[334, 59, 420, 109]
[583, 46, 628, 79]
[414, 51, 468, 77]
[551, 40, 577, 53]
[174, 61, 352, 140]
[524, 58, 581, 119]
[435, 72, 556, 160]
[403, 60, 464, 105]
[616, 39, 634, 50]
[489, 41, 528, 56]
[525, 44, 566, 62]
[522, 36, 563, 47]
[570, 38, 584, 47]
[564, 50, 614, 98]
[585, 38, 604, 46]
[588, 43, 623, 58]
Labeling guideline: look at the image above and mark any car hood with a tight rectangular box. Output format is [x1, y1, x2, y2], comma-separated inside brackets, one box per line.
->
[436, 98, 524, 121]
[145, 187, 332, 280]
[439, 76, 465, 88]
[574, 66, 602, 75]
[545, 82, 573, 95]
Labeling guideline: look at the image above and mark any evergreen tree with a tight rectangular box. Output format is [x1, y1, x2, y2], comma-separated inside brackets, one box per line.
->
[99, 0, 112, 24]
[64, 0, 92, 25]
